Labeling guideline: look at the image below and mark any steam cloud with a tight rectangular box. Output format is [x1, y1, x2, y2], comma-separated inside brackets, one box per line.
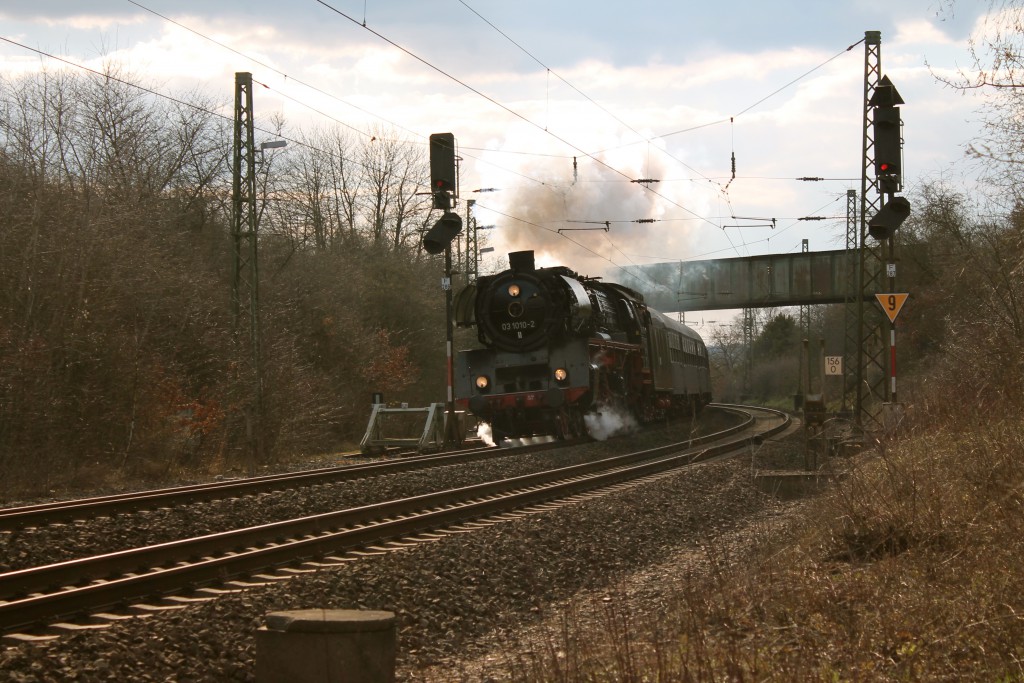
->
[477, 422, 496, 447]
[484, 148, 698, 281]
[584, 404, 640, 441]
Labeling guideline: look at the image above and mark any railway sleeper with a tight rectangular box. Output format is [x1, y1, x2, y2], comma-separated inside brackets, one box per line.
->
[3, 632, 61, 645]
[299, 560, 344, 569]
[195, 587, 243, 596]
[47, 622, 111, 634]
[89, 611, 148, 624]
[224, 579, 273, 589]
[276, 567, 317, 576]
[127, 603, 187, 615]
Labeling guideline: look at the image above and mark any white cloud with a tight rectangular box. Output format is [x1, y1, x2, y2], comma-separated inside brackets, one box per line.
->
[893, 19, 962, 47]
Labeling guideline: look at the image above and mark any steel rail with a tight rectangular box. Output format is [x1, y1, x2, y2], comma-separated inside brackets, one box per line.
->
[0, 443, 515, 530]
[0, 406, 785, 634]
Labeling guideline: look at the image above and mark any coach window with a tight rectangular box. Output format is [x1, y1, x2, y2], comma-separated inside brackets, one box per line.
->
[667, 333, 682, 364]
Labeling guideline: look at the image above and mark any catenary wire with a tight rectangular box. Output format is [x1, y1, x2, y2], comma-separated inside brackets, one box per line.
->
[312, 0, 723, 231]
[124, 0, 563, 197]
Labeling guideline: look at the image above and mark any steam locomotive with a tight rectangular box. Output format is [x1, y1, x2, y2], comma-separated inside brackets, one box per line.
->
[453, 250, 711, 441]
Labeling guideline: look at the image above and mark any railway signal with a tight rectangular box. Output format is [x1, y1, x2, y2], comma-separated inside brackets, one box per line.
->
[423, 211, 462, 254]
[873, 107, 901, 193]
[868, 196, 911, 240]
[424, 132, 463, 254]
[429, 132, 457, 208]
[870, 75, 904, 194]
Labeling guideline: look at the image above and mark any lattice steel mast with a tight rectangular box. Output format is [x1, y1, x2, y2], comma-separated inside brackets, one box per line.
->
[854, 30, 895, 431]
[842, 188, 858, 413]
[231, 72, 264, 468]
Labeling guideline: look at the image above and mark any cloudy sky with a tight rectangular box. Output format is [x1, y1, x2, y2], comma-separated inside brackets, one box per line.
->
[0, 1, 992, 311]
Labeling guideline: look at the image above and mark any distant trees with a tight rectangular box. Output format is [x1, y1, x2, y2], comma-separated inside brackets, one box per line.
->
[707, 323, 746, 402]
[0, 67, 446, 496]
[746, 312, 801, 404]
[752, 314, 798, 360]
[708, 310, 810, 405]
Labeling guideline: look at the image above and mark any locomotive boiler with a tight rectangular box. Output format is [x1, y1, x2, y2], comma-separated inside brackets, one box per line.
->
[453, 251, 711, 442]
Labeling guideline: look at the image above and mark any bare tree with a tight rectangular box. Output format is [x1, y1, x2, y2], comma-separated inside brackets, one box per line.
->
[282, 125, 362, 250]
[359, 127, 431, 249]
[329, 130, 363, 244]
[934, 1, 1024, 198]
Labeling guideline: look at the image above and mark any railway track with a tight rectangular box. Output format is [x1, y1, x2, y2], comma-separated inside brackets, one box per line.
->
[0, 442, 539, 531]
[0, 404, 788, 638]
[0, 404, 749, 531]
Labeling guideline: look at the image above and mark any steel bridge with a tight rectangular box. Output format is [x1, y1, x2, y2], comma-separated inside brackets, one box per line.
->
[620, 249, 861, 313]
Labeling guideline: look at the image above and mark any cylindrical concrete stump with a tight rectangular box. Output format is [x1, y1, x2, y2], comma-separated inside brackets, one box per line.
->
[256, 609, 396, 683]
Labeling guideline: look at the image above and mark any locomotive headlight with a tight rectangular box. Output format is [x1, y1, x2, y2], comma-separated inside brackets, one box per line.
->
[475, 375, 490, 390]
[553, 367, 568, 383]
[507, 284, 521, 297]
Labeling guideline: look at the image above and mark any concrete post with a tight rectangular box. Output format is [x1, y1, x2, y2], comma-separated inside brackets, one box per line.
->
[256, 609, 396, 683]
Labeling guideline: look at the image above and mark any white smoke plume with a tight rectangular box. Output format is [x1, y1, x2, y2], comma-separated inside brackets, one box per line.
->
[584, 404, 640, 441]
[478, 140, 702, 282]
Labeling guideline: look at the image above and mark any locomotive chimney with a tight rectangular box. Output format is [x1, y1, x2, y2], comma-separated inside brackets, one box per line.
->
[508, 250, 535, 273]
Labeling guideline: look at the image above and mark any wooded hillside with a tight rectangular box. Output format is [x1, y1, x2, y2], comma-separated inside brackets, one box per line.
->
[0, 68, 448, 495]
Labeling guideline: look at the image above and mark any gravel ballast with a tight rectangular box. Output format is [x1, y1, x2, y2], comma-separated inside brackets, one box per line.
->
[0, 451, 788, 682]
[0, 444, 631, 571]
[0, 415, 744, 572]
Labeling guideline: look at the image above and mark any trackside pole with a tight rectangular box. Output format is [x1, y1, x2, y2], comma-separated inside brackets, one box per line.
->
[446, 339, 453, 407]
[444, 242, 461, 448]
[875, 291, 908, 432]
[890, 324, 897, 403]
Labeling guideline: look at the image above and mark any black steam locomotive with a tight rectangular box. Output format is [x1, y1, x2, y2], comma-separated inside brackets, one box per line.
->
[453, 250, 711, 441]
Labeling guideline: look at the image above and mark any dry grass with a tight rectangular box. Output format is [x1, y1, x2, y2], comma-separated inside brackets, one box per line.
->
[494, 407, 1024, 682]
